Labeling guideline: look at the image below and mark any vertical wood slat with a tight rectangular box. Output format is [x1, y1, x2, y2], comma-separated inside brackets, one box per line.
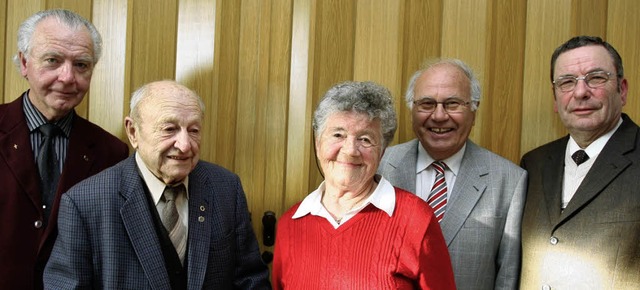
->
[91, 0, 130, 140]
[607, 0, 640, 122]
[520, 0, 573, 154]
[3, 0, 44, 104]
[483, 0, 527, 162]
[441, 0, 489, 143]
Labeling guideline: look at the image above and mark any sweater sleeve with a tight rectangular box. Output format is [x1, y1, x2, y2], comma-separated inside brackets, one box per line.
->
[417, 216, 457, 290]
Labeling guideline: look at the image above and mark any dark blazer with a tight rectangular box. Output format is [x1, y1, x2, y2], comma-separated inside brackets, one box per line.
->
[520, 113, 640, 289]
[44, 155, 271, 289]
[0, 94, 129, 290]
[378, 140, 527, 290]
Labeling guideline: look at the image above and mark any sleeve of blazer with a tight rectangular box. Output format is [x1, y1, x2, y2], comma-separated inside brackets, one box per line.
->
[496, 169, 527, 289]
[43, 193, 93, 289]
[231, 176, 272, 289]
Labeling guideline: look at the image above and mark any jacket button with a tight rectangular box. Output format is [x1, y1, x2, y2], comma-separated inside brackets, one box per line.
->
[542, 284, 551, 290]
[549, 236, 558, 245]
[34, 220, 43, 228]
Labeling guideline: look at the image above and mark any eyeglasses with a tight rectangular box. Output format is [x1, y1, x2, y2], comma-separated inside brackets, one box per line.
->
[325, 132, 379, 149]
[553, 71, 613, 92]
[413, 98, 473, 114]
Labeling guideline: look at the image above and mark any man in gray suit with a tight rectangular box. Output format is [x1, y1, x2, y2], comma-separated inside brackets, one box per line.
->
[378, 58, 527, 290]
[520, 36, 640, 289]
[44, 80, 271, 289]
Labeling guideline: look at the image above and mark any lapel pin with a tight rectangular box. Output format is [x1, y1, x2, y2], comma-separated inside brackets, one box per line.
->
[83, 155, 89, 161]
[13, 144, 18, 149]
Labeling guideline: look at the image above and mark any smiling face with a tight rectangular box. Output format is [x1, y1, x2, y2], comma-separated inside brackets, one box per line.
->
[125, 82, 203, 185]
[315, 111, 383, 192]
[553, 45, 627, 142]
[21, 17, 95, 121]
[411, 63, 476, 160]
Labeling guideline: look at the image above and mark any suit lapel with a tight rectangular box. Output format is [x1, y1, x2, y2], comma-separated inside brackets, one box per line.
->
[185, 165, 212, 290]
[440, 142, 486, 245]
[0, 96, 41, 211]
[120, 158, 171, 290]
[383, 139, 419, 192]
[542, 139, 566, 226]
[560, 117, 636, 223]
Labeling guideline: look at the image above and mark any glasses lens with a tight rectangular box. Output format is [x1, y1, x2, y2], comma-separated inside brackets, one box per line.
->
[586, 72, 610, 87]
[556, 78, 577, 92]
[444, 101, 462, 112]
[416, 100, 436, 112]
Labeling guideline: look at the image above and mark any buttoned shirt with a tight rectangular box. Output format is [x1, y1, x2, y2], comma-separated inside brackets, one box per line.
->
[415, 143, 465, 201]
[562, 118, 622, 208]
[135, 153, 190, 230]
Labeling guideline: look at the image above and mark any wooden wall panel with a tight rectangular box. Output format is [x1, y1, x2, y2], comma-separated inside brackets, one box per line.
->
[3, 0, 640, 258]
[3, 0, 43, 104]
[130, 0, 178, 89]
[483, 0, 527, 162]
[353, 0, 403, 100]
[441, 0, 489, 143]
[285, 0, 315, 209]
[91, 0, 130, 140]
[608, 0, 640, 121]
[520, 0, 572, 154]
[0, 1, 6, 102]
[398, 0, 443, 142]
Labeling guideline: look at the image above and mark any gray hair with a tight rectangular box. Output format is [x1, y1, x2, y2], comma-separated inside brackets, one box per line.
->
[12, 9, 102, 67]
[129, 80, 205, 122]
[312, 81, 397, 148]
[404, 58, 481, 111]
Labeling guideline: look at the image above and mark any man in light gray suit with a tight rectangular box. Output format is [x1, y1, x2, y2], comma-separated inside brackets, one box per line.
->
[378, 58, 527, 290]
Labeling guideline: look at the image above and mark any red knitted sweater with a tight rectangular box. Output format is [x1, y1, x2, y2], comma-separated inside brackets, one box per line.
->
[272, 188, 456, 290]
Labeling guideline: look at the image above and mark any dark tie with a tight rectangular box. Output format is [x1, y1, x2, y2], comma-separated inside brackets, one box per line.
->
[427, 161, 448, 223]
[572, 150, 589, 166]
[162, 184, 187, 264]
[37, 124, 62, 225]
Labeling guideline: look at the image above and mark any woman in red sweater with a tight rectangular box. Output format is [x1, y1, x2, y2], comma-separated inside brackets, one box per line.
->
[272, 81, 456, 290]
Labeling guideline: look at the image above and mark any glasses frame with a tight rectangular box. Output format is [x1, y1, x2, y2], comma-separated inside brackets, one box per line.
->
[553, 71, 613, 92]
[412, 98, 474, 114]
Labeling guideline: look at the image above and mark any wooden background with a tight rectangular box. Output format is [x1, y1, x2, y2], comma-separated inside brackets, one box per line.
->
[2, 0, 639, 253]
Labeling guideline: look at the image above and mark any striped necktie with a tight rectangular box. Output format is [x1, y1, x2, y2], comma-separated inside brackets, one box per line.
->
[162, 184, 187, 264]
[427, 161, 448, 223]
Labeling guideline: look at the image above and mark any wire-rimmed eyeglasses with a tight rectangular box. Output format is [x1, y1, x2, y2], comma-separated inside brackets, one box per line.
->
[412, 98, 473, 114]
[553, 71, 613, 92]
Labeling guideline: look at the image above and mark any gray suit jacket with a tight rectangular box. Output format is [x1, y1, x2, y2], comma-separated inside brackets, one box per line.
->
[44, 155, 271, 289]
[378, 139, 527, 290]
[520, 114, 640, 289]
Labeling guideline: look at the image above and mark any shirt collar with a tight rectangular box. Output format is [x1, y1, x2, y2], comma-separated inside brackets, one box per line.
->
[292, 174, 396, 219]
[416, 141, 466, 176]
[567, 117, 622, 159]
[23, 91, 74, 137]
[135, 152, 189, 205]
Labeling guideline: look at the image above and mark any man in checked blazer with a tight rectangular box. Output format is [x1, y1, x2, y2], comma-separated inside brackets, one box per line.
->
[378, 58, 527, 290]
[44, 80, 271, 289]
[519, 36, 640, 289]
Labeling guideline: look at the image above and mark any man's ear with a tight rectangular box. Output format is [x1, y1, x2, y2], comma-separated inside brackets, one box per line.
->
[124, 117, 138, 149]
[19, 52, 28, 78]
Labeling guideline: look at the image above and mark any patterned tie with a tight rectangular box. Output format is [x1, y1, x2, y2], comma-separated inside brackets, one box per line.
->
[162, 184, 187, 264]
[572, 150, 589, 166]
[37, 123, 62, 225]
[427, 161, 448, 223]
